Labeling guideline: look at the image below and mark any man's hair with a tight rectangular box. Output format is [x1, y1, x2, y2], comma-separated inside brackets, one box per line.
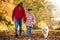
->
[17, 2, 23, 7]
[19, 2, 23, 4]
[28, 8, 32, 11]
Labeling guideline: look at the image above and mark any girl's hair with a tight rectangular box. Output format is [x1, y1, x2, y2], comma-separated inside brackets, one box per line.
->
[28, 9, 32, 11]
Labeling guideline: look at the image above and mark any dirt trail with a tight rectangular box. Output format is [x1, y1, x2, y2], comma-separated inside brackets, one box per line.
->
[0, 30, 60, 40]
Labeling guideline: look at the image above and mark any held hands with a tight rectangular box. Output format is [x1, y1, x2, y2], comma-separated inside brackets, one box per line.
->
[24, 21, 26, 23]
[23, 20, 26, 23]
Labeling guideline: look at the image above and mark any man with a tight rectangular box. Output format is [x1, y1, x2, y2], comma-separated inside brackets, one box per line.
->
[12, 2, 26, 37]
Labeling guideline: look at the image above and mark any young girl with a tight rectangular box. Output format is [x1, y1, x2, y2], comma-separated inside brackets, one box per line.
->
[26, 8, 35, 36]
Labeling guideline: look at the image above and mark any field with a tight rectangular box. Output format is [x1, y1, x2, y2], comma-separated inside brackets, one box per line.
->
[0, 30, 60, 40]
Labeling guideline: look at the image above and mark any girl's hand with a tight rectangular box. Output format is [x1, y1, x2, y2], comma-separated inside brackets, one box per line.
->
[32, 24, 35, 27]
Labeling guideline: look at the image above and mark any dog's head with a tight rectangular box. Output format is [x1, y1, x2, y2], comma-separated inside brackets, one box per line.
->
[43, 26, 49, 32]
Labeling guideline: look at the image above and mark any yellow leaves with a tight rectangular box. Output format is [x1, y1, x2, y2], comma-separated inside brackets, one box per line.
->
[29, 0, 32, 3]
[0, 22, 8, 31]
[0, 0, 47, 30]
[37, 20, 47, 28]
[0, 1, 15, 31]
[39, 0, 45, 7]
[41, 1, 45, 7]
[9, 0, 13, 3]
[29, 3, 33, 8]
